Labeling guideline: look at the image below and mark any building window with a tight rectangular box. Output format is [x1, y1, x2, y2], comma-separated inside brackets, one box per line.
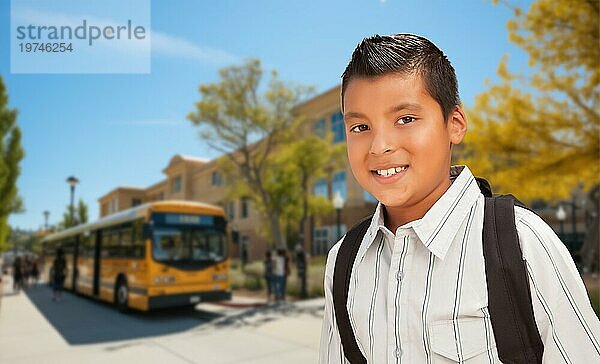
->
[314, 118, 326, 138]
[313, 227, 329, 256]
[312, 225, 346, 255]
[313, 178, 328, 198]
[226, 201, 235, 220]
[157, 192, 164, 201]
[131, 198, 142, 207]
[331, 111, 345, 143]
[332, 171, 347, 200]
[172, 175, 182, 193]
[363, 190, 378, 203]
[241, 197, 249, 218]
[211, 171, 223, 186]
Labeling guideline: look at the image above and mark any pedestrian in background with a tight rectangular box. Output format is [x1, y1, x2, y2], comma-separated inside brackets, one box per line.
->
[295, 244, 308, 298]
[31, 258, 39, 285]
[263, 250, 274, 303]
[52, 248, 66, 302]
[22, 255, 31, 288]
[12, 256, 23, 293]
[273, 249, 286, 302]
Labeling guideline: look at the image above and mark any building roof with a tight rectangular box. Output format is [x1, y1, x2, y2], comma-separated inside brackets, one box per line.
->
[97, 186, 146, 202]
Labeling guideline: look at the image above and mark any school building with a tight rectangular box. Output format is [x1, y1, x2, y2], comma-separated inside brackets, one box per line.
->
[98, 86, 378, 261]
[97, 85, 594, 263]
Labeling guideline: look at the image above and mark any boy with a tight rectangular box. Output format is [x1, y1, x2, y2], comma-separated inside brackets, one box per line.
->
[319, 34, 599, 363]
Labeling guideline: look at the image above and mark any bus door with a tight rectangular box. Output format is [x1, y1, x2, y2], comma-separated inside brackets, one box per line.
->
[93, 230, 102, 296]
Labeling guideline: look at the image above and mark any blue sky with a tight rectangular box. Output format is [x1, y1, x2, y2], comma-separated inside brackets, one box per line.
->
[1, 0, 532, 231]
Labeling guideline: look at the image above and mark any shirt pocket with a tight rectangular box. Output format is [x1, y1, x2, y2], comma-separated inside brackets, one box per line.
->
[429, 317, 497, 362]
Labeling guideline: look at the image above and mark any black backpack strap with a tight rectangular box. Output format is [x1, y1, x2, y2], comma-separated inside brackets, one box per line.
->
[483, 195, 544, 363]
[476, 177, 493, 197]
[333, 215, 371, 364]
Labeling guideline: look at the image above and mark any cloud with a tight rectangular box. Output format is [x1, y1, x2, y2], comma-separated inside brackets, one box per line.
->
[151, 32, 237, 65]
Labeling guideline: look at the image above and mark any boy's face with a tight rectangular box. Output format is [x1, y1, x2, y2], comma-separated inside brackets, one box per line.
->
[343, 73, 466, 212]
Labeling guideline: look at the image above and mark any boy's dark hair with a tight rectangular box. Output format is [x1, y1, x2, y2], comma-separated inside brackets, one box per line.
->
[341, 33, 460, 120]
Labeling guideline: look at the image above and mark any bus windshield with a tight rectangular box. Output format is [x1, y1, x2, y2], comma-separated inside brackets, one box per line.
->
[152, 228, 226, 263]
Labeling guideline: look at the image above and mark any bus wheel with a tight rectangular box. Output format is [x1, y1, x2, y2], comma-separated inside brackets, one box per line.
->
[115, 280, 129, 312]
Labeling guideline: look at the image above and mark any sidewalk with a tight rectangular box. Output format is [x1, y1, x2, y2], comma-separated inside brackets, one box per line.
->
[0, 277, 324, 364]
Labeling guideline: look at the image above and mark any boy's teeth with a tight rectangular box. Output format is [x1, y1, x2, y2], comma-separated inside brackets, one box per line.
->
[376, 166, 407, 176]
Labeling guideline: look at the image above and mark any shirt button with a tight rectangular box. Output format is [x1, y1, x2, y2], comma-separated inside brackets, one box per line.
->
[396, 271, 404, 281]
[395, 347, 402, 358]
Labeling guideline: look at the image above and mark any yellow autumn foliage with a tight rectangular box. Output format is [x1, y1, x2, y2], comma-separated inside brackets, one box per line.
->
[459, 0, 599, 203]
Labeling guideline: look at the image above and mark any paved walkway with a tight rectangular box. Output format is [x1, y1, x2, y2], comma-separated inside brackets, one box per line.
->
[0, 275, 324, 363]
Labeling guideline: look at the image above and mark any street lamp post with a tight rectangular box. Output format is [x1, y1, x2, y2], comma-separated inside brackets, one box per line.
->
[66, 176, 79, 226]
[43, 210, 50, 231]
[333, 191, 345, 242]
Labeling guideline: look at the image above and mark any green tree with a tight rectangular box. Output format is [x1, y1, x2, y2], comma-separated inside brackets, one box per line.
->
[460, 0, 599, 201]
[59, 198, 89, 229]
[274, 134, 346, 248]
[188, 59, 317, 247]
[0, 76, 25, 252]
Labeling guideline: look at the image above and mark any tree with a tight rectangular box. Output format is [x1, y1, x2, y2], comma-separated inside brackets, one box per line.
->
[59, 199, 89, 229]
[188, 59, 318, 247]
[0, 76, 25, 252]
[460, 0, 599, 201]
[274, 134, 346, 248]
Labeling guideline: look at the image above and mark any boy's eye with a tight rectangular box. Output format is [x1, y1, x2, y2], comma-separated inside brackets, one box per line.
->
[397, 116, 416, 125]
[349, 124, 369, 133]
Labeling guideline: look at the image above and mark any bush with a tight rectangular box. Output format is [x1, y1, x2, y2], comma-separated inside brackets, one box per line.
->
[228, 255, 327, 298]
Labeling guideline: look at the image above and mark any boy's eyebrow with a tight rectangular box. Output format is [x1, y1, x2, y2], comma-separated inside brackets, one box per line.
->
[343, 111, 367, 121]
[343, 103, 423, 122]
[386, 102, 423, 114]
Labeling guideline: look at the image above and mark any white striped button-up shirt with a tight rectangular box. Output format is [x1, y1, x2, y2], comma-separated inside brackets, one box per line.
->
[320, 165, 600, 363]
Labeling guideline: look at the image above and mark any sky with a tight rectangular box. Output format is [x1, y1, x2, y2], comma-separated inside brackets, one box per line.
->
[1, 0, 533, 231]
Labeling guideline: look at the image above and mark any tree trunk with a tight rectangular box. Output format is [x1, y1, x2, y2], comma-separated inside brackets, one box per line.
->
[269, 213, 285, 249]
[581, 185, 600, 273]
[299, 173, 309, 252]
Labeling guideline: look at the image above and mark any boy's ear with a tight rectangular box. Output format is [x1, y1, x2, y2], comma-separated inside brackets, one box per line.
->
[448, 106, 467, 145]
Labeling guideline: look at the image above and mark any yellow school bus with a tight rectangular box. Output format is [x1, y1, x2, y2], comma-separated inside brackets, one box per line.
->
[41, 200, 231, 311]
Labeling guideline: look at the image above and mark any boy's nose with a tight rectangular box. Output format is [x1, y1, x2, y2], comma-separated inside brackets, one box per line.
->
[369, 130, 397, 155]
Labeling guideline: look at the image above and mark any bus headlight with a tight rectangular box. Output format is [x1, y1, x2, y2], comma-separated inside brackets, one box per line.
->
[153, 275, 175, 284]
[212, 273, 228, 281]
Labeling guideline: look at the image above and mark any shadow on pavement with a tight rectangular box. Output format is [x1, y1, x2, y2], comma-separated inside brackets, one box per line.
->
[203, 300, 324, 331]
[22, 284, 224, 345]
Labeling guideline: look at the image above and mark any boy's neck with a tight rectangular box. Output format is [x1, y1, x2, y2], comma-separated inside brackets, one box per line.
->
[383, 177, 452, 233]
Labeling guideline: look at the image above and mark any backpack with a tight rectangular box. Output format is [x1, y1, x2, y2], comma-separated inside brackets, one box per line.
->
[332, 178, 544, 364]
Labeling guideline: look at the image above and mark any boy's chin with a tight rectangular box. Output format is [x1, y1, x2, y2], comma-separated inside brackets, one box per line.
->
[374, 192, 412, 208]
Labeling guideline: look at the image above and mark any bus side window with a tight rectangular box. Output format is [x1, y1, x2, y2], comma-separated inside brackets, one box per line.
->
[129, 219, 146, 259]
[101, 230, 117, 258]
[120, 227, 132, 258]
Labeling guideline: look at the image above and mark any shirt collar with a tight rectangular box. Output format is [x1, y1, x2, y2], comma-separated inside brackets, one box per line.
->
[361, 165, 481, 260]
